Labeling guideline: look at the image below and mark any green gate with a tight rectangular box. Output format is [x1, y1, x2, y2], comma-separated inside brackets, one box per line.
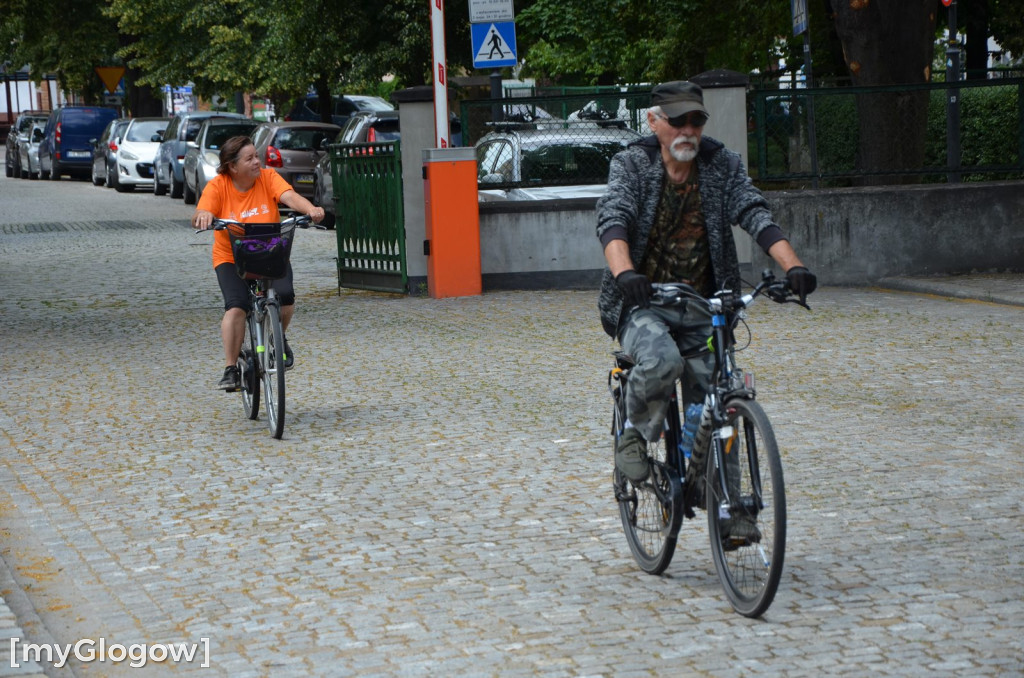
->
[330, 141, 407, 292]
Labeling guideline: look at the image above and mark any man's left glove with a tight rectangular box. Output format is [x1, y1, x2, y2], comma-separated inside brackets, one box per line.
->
[786, 266, 817, 304]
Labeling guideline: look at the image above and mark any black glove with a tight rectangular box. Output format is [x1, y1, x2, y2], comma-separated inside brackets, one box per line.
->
[616, 269, 651, 310]
[786, 266, 817, 304]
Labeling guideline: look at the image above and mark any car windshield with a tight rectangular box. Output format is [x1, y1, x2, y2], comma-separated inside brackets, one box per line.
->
[205, 124, 256, 149]
[351, 97, 393, 112]
[273, 128, 329, 151]
[520, 141, 626, 184]
[19, 116, 47, 133]
[125, 120, 166, 142]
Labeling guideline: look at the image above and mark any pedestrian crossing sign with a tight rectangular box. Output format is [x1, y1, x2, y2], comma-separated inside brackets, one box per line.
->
[471, 22, 517, 69]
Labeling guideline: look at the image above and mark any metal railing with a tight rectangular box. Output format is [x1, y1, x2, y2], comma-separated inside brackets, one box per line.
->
[749, 78, 1024, 186]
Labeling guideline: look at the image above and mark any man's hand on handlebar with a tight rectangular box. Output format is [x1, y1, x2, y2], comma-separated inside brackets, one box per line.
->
[785, 266, 817, 305]
[616, 269, 651, 310]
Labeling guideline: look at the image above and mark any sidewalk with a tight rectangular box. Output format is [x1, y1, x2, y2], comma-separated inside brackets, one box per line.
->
[876, 271, 1024, 307]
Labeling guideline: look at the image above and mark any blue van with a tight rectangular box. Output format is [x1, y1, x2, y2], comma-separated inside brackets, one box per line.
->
[39, 106, 119, 180]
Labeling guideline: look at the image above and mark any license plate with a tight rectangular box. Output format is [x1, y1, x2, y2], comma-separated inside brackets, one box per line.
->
[295, 174, 314, 184]
[66, 150, 90, 158]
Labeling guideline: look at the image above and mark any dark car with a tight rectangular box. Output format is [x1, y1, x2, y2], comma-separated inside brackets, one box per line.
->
[181, 117, 260, 205]
[6, 110, 49, 178]
[250, 121, 339, 201]
[90, 117, 130, 187]
[154, 110, 248, 199]
[283, 94, 393, 128]
[312, 110, 400, 228]
[39, 106, 119, 180]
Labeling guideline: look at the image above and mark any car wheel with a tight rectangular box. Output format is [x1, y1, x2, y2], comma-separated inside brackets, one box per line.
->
[169, 170, 183, 199]
[50, 162, 61, 181]
[153, 168, 167, 196]
[182, 174, 196, 205]
[92, 163, 105, 186]
[5, 156, 12, 178]
[108, 164, 119, 190]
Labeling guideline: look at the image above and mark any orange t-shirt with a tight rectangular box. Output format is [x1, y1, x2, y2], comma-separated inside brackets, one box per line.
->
[197, 169, 294, 268]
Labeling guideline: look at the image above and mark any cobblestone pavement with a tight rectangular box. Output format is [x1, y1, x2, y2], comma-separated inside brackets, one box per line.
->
[1, 175, 1022, 677]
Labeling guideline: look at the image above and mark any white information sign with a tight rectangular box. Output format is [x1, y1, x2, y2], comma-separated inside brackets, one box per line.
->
[469, 0, 514, 23]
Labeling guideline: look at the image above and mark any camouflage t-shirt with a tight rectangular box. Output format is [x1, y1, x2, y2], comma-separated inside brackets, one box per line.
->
[640, 166, 713, 296]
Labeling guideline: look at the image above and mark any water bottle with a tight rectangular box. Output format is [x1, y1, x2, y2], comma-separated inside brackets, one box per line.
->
[679, 402, 704, 459]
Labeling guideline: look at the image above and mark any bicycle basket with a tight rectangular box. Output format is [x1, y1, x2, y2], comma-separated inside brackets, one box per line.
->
[229, 222, 295, 280]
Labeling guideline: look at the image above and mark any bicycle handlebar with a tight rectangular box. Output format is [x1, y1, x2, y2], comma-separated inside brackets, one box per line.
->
[194, 215, 325, 234]
[649, 269, 810, 313]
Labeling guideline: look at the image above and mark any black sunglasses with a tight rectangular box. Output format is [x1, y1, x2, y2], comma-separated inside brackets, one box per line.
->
[661, 111, 708, 128]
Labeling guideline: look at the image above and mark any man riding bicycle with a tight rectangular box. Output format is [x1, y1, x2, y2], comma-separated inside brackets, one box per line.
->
[597, 81, 817, 508]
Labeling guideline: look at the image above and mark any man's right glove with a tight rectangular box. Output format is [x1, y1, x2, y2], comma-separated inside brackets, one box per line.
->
[616, 269, 651, 310]
[786, 265, 818, 304]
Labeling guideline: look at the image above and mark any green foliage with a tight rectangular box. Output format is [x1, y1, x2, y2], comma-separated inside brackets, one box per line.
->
[516, 0, 791, 85]
[925, 84, 1023, 181]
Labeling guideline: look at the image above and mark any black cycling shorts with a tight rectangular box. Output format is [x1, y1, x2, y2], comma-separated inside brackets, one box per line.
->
[215, 262, 295, 312]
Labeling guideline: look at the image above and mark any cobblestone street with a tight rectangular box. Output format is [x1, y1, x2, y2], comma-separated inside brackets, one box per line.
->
[1, 176, 1022, 676]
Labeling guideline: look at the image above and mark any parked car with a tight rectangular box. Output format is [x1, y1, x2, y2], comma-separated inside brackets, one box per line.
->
[312, 110, 400, 229]
[108, 117, 168, 192]
[90, 118, 130, 187]
[475, 125, 641, 201]
[250, 121, 339, 201]
[181, 117, 260, 205]
[39, 106, 119, 180]
[284, 94, 393, 127]
[15, 122, 46, 180]
[154, 110, 248, 199]
[6, 110, 49, 178]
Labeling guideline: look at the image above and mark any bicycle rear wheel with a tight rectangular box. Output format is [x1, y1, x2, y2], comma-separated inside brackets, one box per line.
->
[261, 302, 286, 439]
[706, 397, 786, 618]
[238, 317, 260, 420]
[614, 395, 684, 575]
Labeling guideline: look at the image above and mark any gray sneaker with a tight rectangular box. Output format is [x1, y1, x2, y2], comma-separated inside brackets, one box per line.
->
[615, 427, 649, 482]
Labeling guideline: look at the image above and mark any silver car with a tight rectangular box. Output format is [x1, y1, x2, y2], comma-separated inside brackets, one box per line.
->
[16, 122, 46, 180]
[475, 124, 641, 200]
[181, 117, 259, 205]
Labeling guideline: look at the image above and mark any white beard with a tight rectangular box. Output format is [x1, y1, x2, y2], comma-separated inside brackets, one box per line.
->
[669, 135, 699, 162]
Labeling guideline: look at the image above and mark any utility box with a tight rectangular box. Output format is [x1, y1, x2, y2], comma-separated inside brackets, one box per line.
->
[422, 148, 481, 298]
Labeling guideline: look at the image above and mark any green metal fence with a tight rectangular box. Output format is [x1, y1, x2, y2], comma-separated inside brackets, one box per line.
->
[749, 77, 1024, 186]
[331, 141, 406, 293]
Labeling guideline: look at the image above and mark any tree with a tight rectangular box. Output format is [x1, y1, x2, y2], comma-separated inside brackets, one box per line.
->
[515, 0, 791, 85]
[827, 0, 937, 182]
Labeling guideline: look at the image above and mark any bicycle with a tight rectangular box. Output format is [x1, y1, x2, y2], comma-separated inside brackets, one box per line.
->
[609, 269, 809, 617]
[198, 215, 319, 439]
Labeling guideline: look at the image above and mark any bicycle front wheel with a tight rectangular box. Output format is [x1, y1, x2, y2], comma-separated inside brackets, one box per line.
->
[261, 302, 286, 439]
[706, 397, 786, 617]
[614, 402, 683, 574]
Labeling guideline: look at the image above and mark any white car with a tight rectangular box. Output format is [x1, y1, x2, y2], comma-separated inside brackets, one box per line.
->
[182, 117, 259, 205]
[16, 123, 46, 180]
[111, 117, 168, 192]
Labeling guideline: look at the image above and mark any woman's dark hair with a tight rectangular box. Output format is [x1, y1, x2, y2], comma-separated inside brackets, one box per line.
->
[217, 135, 255, 175]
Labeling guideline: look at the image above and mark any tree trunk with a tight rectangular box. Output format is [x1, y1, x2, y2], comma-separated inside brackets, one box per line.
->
[829, 0, 938, 184]
[315, 77, 333, 124]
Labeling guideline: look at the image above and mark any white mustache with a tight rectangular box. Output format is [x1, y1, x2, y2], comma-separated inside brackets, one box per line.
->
[669, 135, 699, 162]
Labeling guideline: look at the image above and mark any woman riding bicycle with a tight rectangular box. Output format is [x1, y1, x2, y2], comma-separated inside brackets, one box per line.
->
[191, 135, 325, 391]
[596, 81, 817, 510]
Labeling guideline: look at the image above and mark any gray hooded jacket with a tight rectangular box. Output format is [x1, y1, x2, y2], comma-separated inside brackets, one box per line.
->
[596, 134, 787, 337]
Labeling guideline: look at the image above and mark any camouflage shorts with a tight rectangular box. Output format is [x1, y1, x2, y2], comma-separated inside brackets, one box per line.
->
[618, 301, 713, 443]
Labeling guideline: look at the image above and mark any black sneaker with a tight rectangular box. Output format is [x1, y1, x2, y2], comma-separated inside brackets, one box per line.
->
[721, 513, 761, 551]
[218, 365, 240, 391]
[283, 335, 294, 371]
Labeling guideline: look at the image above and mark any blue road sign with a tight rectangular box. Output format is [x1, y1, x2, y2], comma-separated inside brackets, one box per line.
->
[472, 22, 517, 69]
